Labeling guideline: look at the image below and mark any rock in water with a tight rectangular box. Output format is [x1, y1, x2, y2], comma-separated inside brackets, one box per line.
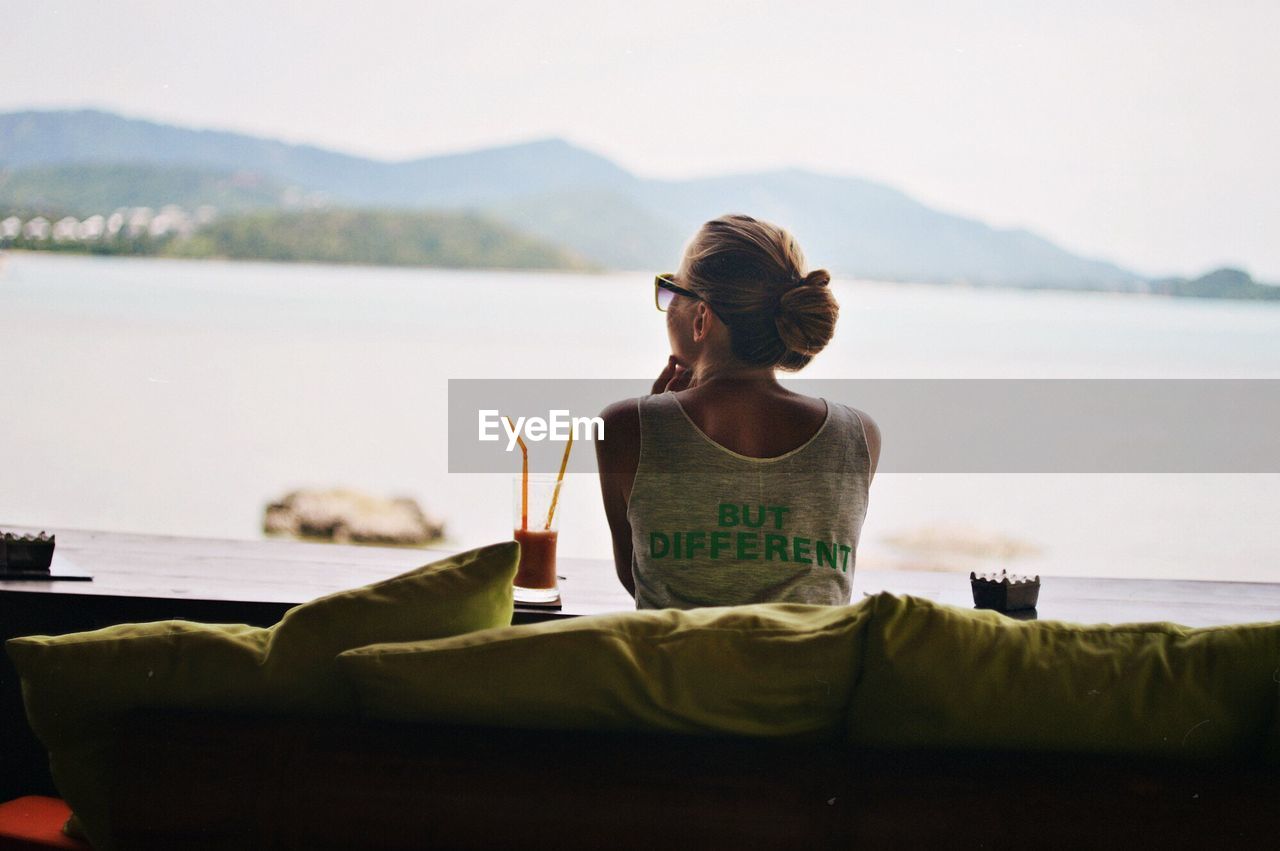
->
[263, 489, 445, 546]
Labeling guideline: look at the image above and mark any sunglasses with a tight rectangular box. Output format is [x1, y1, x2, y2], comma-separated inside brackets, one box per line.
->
[655, 273, 708, 313]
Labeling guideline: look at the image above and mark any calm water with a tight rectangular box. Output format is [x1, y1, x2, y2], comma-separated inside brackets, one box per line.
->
[2, 251, 1279, 582]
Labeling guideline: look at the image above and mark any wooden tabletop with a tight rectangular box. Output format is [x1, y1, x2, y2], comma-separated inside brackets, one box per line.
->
[3, 524, 1279, 627]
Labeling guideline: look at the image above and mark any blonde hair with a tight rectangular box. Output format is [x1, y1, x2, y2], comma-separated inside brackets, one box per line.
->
[677, 214, 838, 371]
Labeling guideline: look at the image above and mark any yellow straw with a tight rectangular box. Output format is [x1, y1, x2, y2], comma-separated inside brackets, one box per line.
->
[505, 416, 529, 530]
[544, 432, 574, 530]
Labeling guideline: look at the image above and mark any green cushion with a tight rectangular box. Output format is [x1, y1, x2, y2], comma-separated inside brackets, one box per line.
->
[9, 622, 271, 851]
[261, 540, 519, 710]
[337, 599, 874, 739]
[847, 593, 1280, 761]
[9, 622, 272, 746]
[5, 540, 519, 851]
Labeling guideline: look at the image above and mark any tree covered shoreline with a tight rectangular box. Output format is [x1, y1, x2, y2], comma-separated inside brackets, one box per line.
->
[0, 207, 597, 272]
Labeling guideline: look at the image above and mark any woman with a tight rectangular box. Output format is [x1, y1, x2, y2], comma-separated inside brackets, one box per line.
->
[596, 213, 880, 609]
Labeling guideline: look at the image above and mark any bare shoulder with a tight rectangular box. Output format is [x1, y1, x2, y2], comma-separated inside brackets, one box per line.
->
[598, 398, 641, 438]
[847, 406, 881, 479]
[595, 397, 642, 465]
[596, 397, 643, 511]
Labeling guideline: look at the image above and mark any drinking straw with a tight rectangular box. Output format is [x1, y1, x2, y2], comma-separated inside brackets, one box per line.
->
[544, 432, 574, 530]
[505, 416, 529, 530]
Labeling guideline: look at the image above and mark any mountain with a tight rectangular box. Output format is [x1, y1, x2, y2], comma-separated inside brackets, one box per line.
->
[0, 162, 292, 214]
[0, 110, 637, 206]
[1147, 267, 1280, 300]
[489, 188, 686, 271]
[631, 170, 1140, 288]
[166, 209, 595, 270]
[0, 108, 1162, 287]
[0, 109, 385, 198]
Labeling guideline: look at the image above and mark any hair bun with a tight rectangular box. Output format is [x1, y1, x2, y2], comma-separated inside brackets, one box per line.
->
[800, 269, 831, 288]
[775, 268, 838, 358]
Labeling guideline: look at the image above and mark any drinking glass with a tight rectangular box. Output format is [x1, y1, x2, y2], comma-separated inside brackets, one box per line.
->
[512, 474, 562, 603]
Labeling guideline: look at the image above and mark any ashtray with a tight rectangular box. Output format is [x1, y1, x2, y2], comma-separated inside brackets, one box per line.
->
[1, 531, 56, 573]
[970, 570, 1040, 612]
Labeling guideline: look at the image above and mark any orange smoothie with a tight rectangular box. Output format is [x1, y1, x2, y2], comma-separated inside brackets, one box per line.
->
[513, 527, 558, 589]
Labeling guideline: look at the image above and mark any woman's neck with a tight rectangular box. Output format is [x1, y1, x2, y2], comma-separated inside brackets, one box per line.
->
[686, 359, 777, 388]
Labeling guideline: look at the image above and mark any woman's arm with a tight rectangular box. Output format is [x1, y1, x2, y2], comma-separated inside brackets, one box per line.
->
[595, 398, 641, 598]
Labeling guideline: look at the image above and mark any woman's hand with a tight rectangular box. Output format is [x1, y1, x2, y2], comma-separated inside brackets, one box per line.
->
[651, 355, 692, 394]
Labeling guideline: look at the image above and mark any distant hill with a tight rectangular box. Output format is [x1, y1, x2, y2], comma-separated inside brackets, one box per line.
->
[1146, 267, 1280, 300]
[165, 209, 597, 270]
[0, 109, 385, 198]
[0, 109, 637, 206]
[0, 208, 594, 270]
[0, 162, 291, 214]
[631, 169, 1140, 288]
[0, 108, 1262, 294]
[489, 188, 686, 271]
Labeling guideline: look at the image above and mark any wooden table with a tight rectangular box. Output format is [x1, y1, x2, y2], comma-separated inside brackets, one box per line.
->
[6, 524, 1279, 626]
[4, 523, 1280, 801]
[0, 524, 635, 625]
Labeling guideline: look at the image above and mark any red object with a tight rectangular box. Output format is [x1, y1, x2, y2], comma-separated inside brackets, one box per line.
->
[0, 797, 90, 851]
[513, 528, 557, 589]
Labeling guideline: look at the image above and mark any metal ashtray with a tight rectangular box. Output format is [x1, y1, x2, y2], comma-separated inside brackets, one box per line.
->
[970, 570, 1040, 612]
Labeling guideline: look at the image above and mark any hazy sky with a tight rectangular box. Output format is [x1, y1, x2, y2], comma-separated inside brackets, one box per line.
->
[4, 0, 1277, 279]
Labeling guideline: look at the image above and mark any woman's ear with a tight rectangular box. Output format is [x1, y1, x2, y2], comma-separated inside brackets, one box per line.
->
[692, 302, 712, 342]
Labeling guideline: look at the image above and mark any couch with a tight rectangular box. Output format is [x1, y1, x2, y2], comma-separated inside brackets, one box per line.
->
[68, 707, 1280, 850]
[7, 542, 1280, 850]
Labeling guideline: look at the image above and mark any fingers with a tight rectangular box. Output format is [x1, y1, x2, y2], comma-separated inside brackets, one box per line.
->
[665, 364, 691, 393]
[651, 355, 677, 395]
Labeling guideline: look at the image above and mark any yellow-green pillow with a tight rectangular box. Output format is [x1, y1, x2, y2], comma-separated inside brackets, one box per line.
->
[848, 593, 1280, 761]
[337, 599, 873, 739]
[261, 539, 519, 711]
[8, 622, 271, 851]
[5, 540, 519, 851]
[8, 622, 271, 746]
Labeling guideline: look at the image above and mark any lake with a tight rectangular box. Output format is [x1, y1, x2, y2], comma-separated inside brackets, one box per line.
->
[2, 250, 1279, 583]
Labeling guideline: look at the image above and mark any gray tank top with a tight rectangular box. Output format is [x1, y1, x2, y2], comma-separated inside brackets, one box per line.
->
[626, 392, 872, 610]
